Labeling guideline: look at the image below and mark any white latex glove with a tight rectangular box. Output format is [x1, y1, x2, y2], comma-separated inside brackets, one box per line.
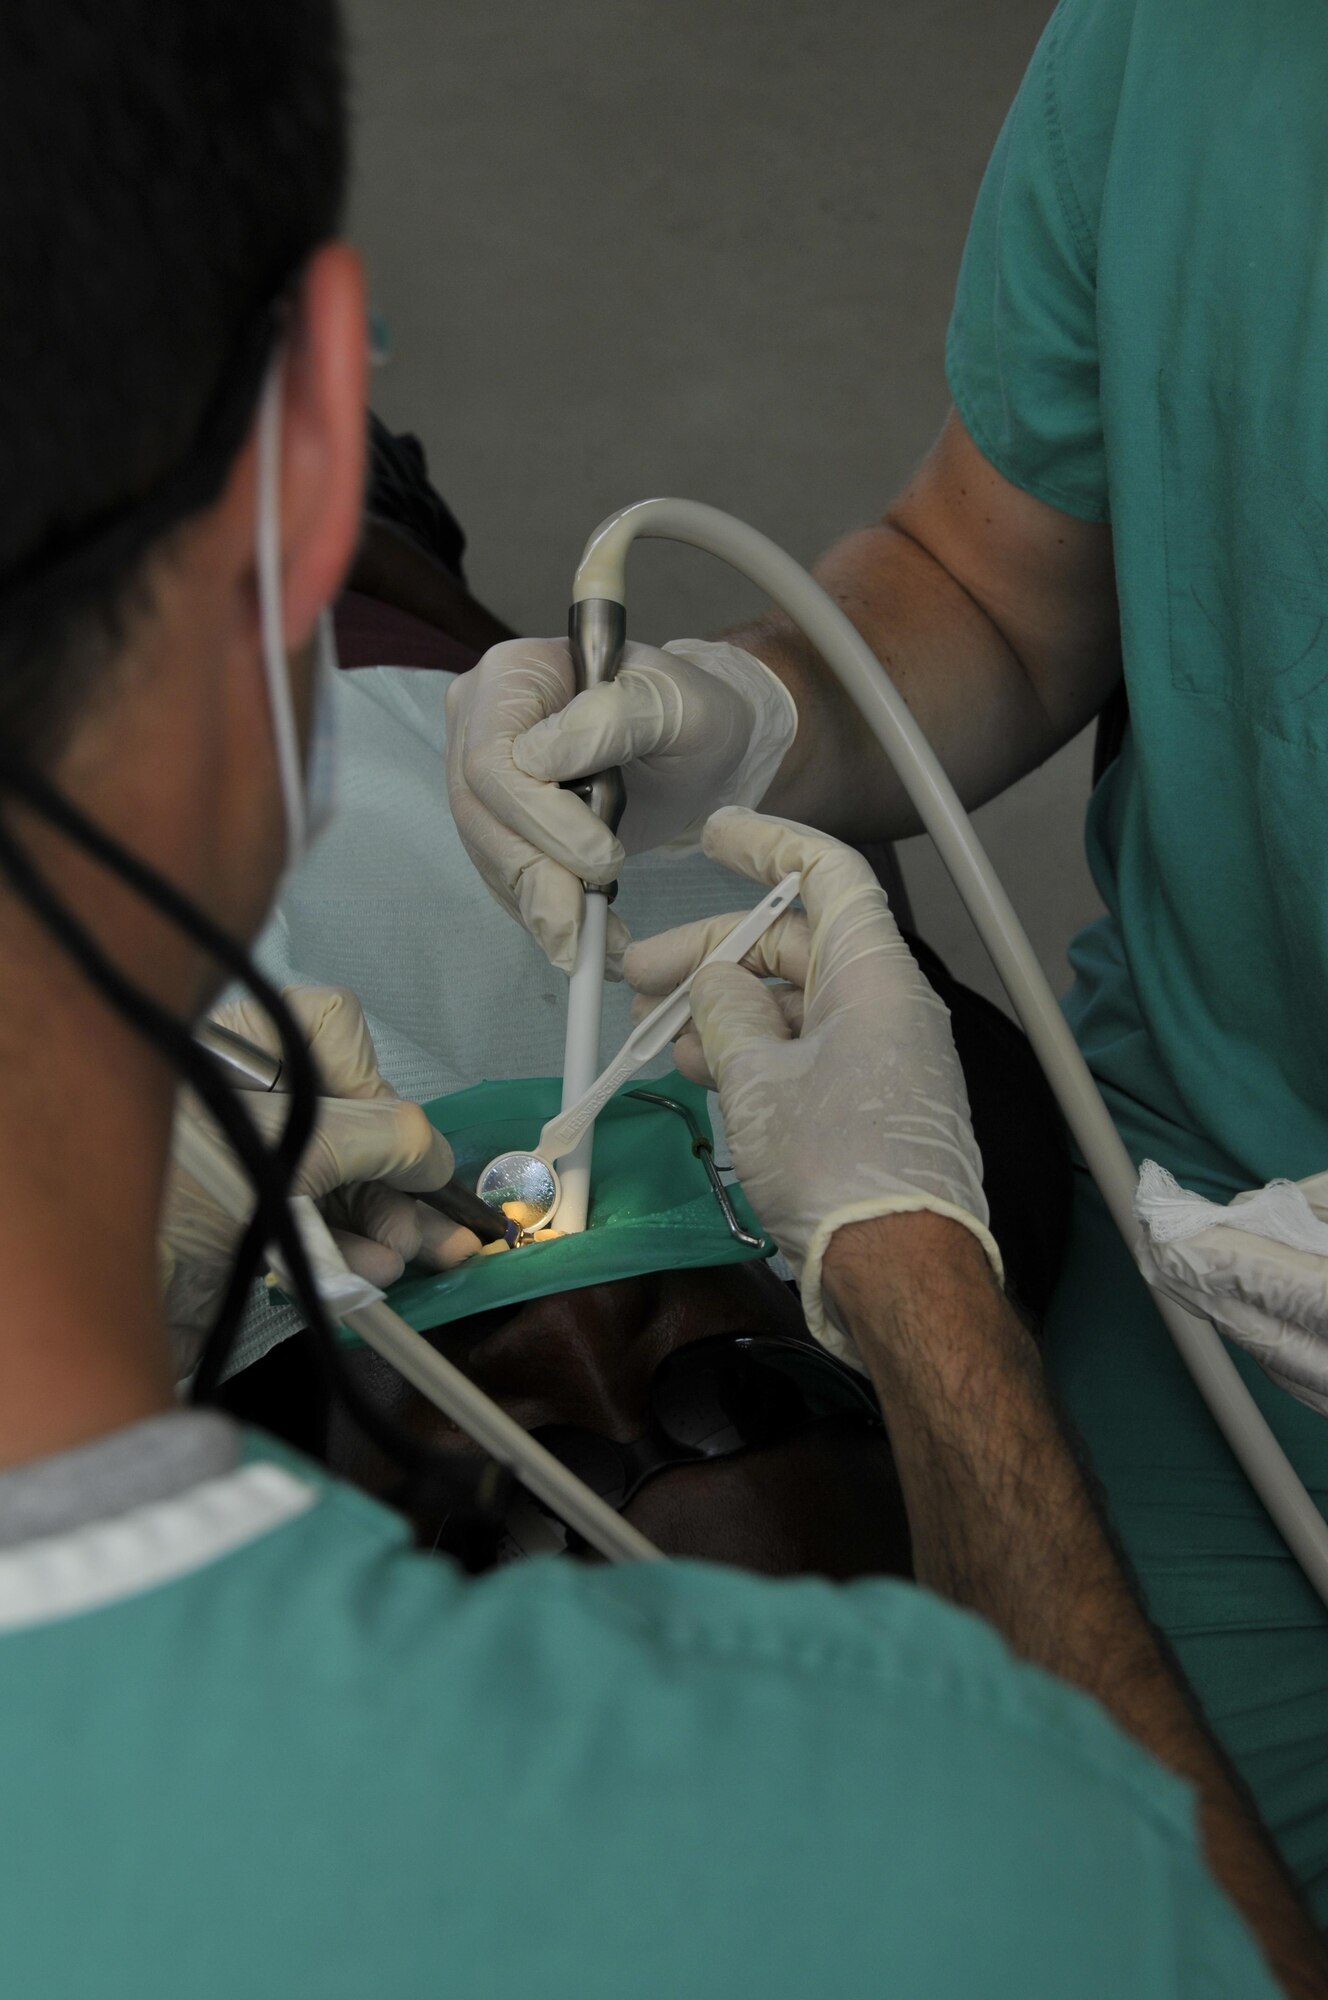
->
[445, 636, 796, 974]
[161, 985, 479, 1354]
[1134, 1160, 1328, 1418]
[623, 808, 1002, 1365]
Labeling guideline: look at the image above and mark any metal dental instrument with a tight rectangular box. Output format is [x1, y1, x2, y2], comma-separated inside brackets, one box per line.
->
[625, 1089, 766, 1249]
[563, 494, 1328, 1609]
[476, 872, 802, 1233]
[196, 1016, 283, 1090]
[556, 598, 628, 1236]
[194, 1019, 511, 1246]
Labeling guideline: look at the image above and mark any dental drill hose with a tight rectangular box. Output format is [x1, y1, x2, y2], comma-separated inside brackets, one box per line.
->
[570, 497, 1328, 1610]
[558, 598, 628, 1235]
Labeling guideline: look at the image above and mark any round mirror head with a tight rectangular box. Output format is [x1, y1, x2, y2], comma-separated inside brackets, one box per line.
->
[475, 1151, 560, 1232]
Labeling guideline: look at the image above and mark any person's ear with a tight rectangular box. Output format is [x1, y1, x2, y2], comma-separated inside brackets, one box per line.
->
[272, 242, 368, 647]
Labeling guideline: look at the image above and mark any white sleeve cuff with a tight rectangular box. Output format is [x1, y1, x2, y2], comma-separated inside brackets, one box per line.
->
[800, 1196, 1005, 1374]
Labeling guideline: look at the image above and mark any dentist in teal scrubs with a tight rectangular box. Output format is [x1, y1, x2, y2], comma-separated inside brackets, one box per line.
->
[0, 2, 1316, 1995]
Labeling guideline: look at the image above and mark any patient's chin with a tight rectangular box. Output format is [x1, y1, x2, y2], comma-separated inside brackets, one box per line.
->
[621, 1421, 911, 1581]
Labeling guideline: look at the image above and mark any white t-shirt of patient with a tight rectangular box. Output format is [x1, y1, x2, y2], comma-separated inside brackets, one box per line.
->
[255, 664, 758, 1097]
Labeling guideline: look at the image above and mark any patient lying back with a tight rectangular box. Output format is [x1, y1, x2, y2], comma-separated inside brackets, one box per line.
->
[327, 1259, 912, 1580]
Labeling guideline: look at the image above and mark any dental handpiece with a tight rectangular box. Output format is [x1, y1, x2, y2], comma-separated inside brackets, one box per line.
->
[196, 1017, 283, 1090]
[193, 1019, 510, 1246]
[565, 597, 628, 878]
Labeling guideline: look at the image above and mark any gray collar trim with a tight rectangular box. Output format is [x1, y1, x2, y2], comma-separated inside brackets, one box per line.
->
[0, 1410, 242, 1550]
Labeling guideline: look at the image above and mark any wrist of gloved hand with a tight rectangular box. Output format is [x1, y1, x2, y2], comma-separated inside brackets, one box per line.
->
[801, 1197, 1005, 1368]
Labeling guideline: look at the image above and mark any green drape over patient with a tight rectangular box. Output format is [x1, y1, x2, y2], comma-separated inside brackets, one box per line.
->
[372, 1074, 771, 1336]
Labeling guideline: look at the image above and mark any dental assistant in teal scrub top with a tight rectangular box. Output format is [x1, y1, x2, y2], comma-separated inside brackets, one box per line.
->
[451, 0, 1328, 1931]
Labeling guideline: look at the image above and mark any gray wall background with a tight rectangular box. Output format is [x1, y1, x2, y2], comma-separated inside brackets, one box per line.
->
[344, 0, 1102, 1011]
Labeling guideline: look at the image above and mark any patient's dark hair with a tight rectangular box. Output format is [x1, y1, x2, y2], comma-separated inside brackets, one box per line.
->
[0, 0, 347, 760]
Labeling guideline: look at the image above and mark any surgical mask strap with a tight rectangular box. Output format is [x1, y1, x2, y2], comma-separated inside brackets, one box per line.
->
[255, 353, 309, 866]
[0, 752, 509, 1525]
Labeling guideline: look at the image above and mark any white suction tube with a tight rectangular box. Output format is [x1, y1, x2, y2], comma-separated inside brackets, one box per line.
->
[556, 891, 610, 1234]
[573, 497, 1328, 1608]
[342, 1297, 661, 1564]
[177, 1100, 661, 1566]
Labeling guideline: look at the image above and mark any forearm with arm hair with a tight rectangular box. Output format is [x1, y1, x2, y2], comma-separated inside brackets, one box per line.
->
[724, 411, 1123, 845]
[825, 1213, 1328, 1999]
[728, 522, 1061, 844]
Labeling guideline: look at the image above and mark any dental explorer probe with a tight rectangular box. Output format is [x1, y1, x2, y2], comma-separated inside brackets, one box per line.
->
[172, 1068, 662, 1565]
[567, 496, 1328, 1610]
[194, 1019, 511, 1246]
[556, 598, 628, 1235]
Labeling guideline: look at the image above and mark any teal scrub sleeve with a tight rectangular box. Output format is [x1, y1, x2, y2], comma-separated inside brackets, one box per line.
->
[945, 0, 1135, 522]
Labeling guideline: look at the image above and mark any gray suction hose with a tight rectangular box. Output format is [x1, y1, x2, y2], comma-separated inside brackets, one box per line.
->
[573, 497, 1328, 1608]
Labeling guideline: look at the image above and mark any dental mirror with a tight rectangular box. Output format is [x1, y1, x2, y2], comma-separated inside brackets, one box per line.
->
[476, 1151, 562, 1233]
[476, 873, 804, 1243]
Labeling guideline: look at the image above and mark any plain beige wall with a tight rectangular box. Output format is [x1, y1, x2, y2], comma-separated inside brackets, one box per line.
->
[344, 0, 1102, 1011]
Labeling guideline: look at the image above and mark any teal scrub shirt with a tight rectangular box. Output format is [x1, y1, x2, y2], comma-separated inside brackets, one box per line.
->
[0, 1426, 1272, 1998]
[949, 0, 1328, 1191]
[946, 0, 1328, 1914]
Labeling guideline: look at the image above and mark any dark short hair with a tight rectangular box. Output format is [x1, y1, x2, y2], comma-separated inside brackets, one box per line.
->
[0, 0, 348, 759]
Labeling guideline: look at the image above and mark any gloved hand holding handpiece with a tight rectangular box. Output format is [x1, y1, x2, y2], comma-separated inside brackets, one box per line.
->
[624, 808, 1003, 1365]
[445, 636, 797, 974]
[160, 985, 478, 1361]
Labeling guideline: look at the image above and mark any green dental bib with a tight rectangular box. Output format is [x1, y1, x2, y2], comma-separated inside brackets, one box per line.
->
[368, 1073, 772, 1336]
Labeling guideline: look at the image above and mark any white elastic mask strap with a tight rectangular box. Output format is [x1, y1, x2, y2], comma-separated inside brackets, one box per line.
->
[256, 353, 309, 864]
